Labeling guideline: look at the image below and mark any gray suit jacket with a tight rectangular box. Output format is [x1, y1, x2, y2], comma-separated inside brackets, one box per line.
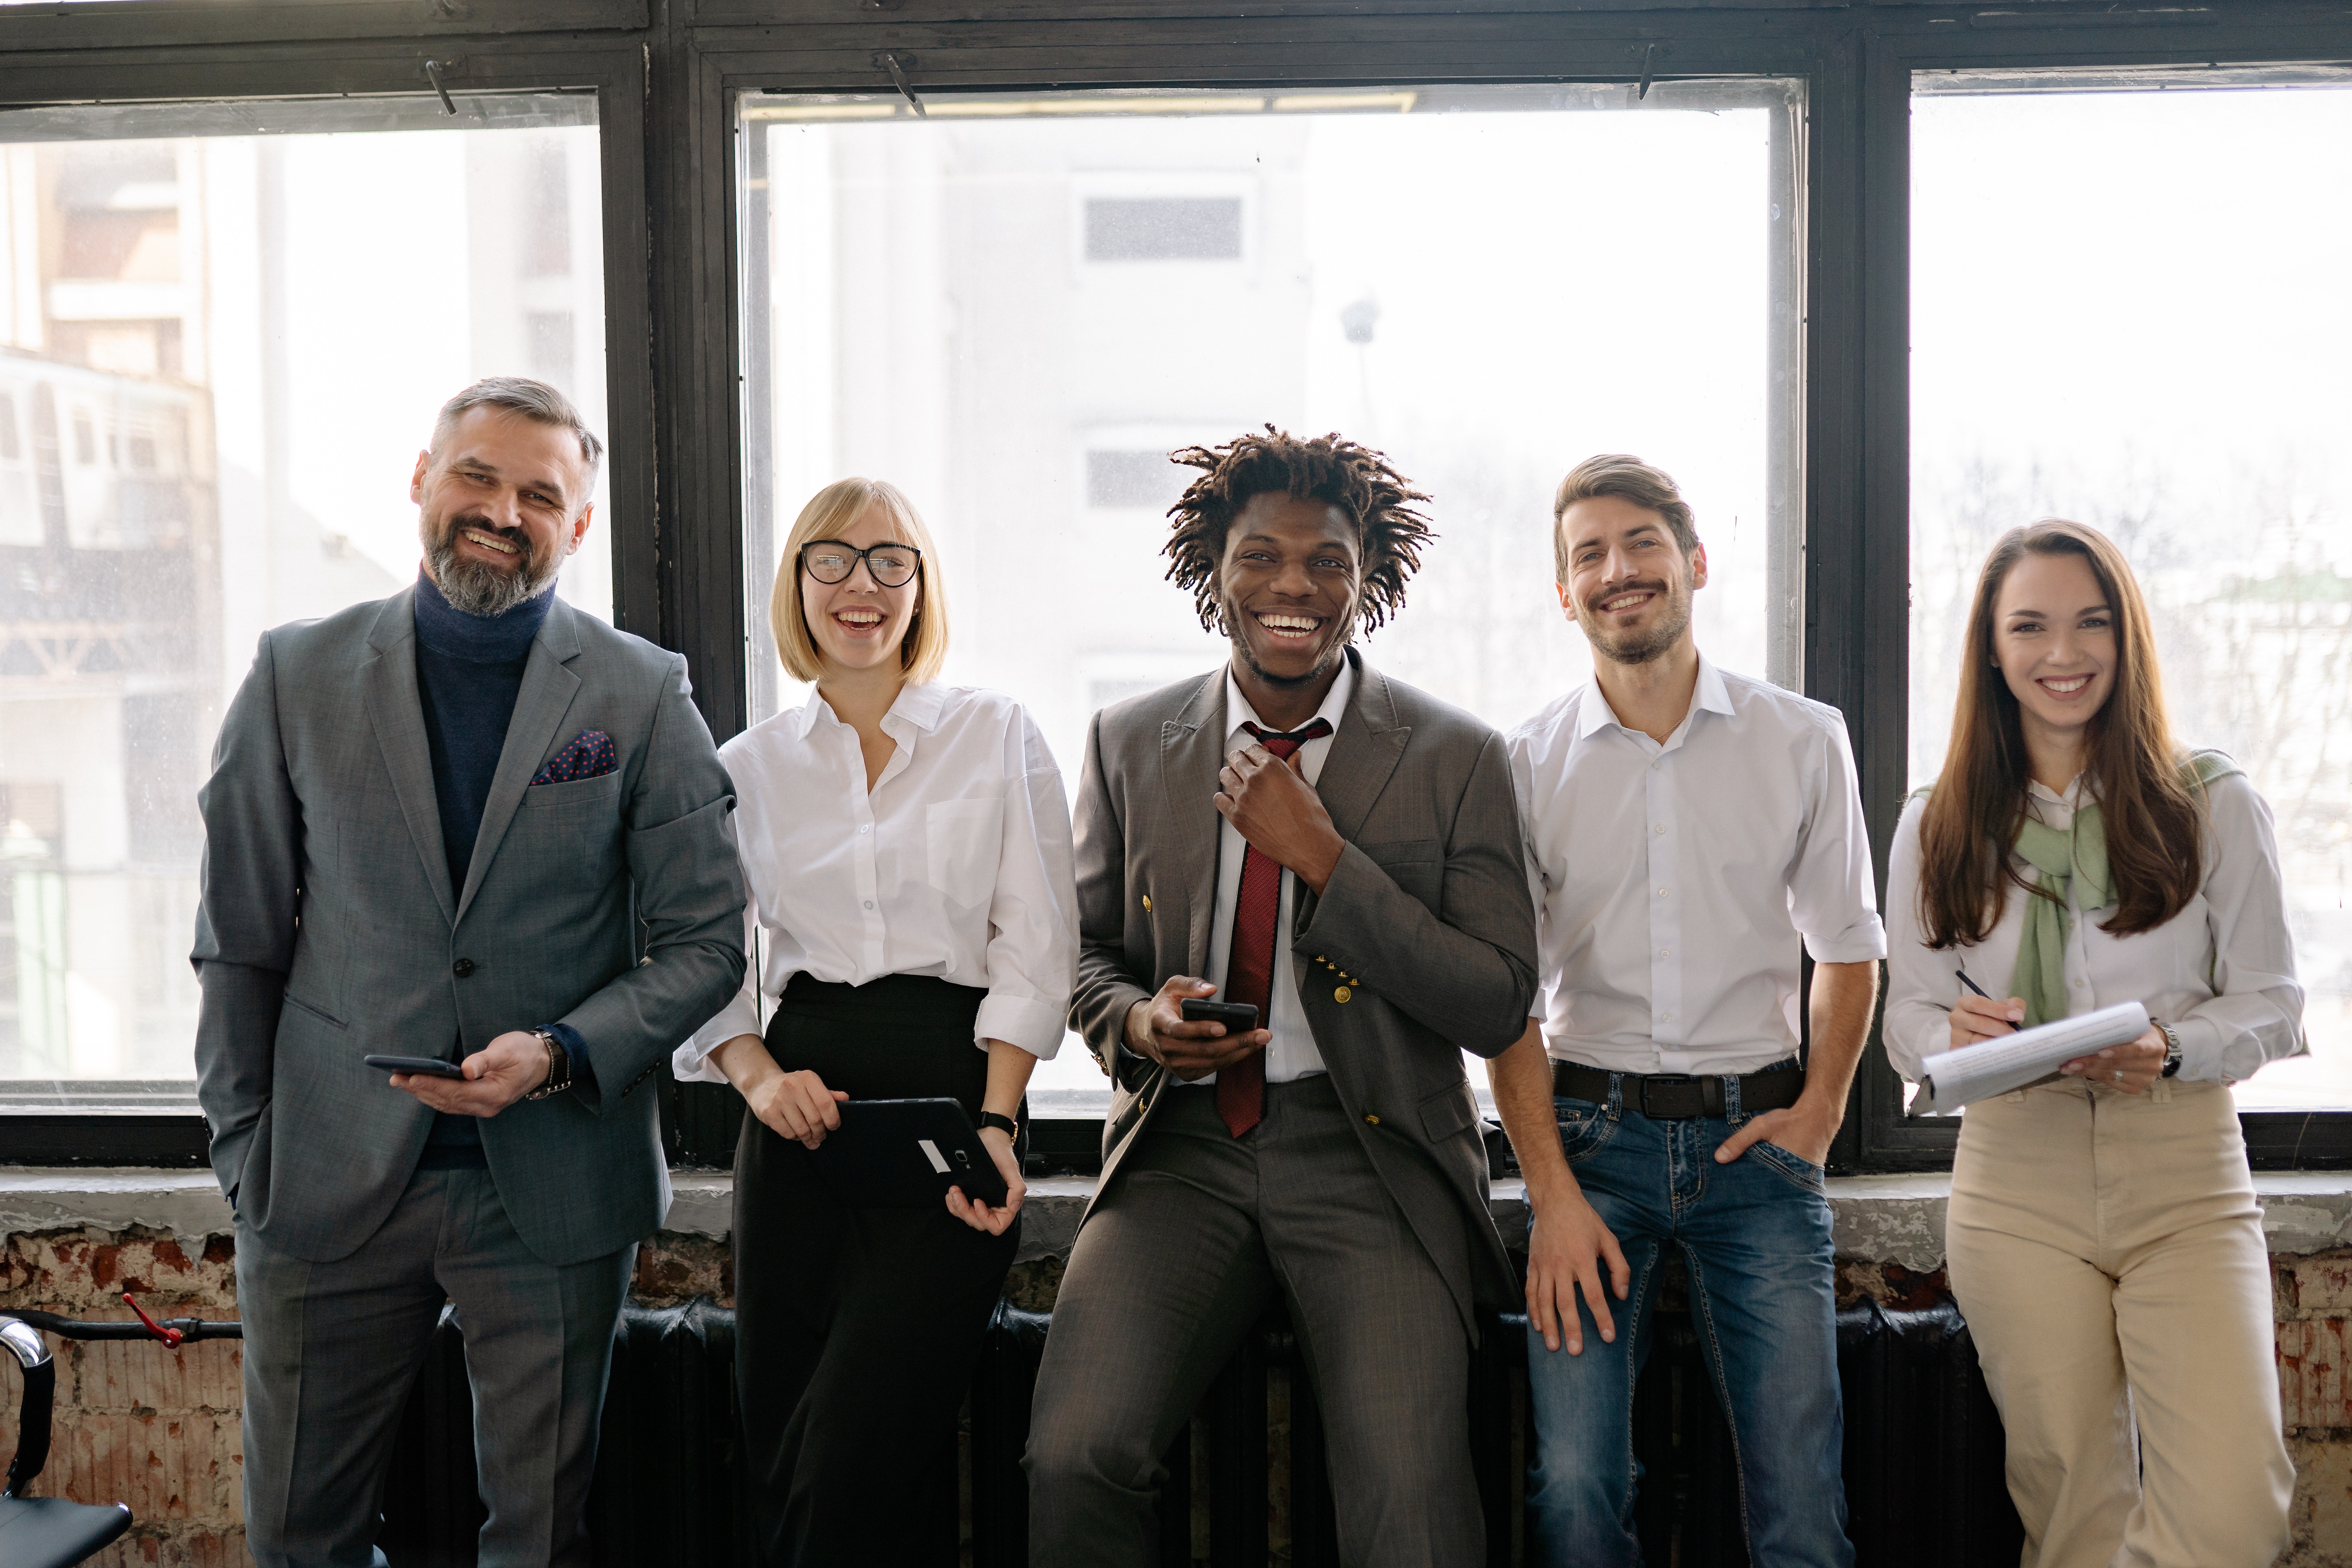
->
[1069, 650, 1537, 1333]
[191, 586, 745, 1267]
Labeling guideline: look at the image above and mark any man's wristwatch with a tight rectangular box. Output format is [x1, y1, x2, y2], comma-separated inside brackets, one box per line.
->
[976, 1111, 1020, 1138]
[525, 1029, 573, 1100]
[2156, 1021, 2184, 1078]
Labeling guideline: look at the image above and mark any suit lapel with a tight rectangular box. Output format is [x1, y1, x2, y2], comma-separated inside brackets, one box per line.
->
[1157, 670, 1227, 976]
[361, 589, 456, 926]
[454, 599, 584, 924]
[1316, 651, 1410, 843]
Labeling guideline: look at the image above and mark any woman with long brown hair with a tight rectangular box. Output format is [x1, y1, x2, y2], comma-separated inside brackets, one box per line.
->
[1884, 519, 2300, 1566]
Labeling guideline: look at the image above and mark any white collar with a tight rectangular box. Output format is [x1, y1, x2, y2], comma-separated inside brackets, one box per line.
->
[789, 679, 948, 741]
[2027, 774, 2088, 809]
[1574, 651, 1732, 741]
[1224, 655, 1356, 744]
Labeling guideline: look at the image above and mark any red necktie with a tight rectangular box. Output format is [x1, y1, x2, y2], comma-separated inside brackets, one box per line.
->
[1216, 718, 1334, 1138]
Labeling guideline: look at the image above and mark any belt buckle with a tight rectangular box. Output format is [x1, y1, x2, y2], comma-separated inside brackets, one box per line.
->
[1639, 1074, 1697, 1120]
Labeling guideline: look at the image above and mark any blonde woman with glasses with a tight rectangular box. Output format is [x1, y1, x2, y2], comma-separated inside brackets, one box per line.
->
[675, 478, 1078, 1565]
[1883, 519, 2299, 1566]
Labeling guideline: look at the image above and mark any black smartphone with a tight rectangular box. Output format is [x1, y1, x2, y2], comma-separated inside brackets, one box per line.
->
[364, 1054, 466, 1080]
[1180, 998, 1260, 1034]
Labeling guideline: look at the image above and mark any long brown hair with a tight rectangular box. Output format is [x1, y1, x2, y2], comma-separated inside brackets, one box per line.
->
[1915, 519, 2204, 949]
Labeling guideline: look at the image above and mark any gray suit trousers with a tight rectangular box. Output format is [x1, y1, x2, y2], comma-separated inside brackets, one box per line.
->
[1025, 1077, 1482, 1568]
[236, 1168, 636, 1568]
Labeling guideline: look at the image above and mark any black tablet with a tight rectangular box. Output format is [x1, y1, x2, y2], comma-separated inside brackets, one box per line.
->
[810, 1098, 1009, 1209]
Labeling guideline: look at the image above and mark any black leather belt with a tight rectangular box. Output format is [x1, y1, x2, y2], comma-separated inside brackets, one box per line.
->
[1552, 1059, 1805, 1120]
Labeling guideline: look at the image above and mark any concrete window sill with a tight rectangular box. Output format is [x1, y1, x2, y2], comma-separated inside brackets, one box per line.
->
[8, 1168, 2352, 1274]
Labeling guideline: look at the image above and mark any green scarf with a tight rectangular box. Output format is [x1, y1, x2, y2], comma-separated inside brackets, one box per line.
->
[2006, 749, 2241, 1026]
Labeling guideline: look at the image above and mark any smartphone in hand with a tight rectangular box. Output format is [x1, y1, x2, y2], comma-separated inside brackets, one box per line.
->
[1180, 998, 1259, 1034]
[364, 1054, 465, 1080]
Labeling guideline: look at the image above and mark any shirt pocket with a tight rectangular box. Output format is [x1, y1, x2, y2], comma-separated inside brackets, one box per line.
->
[926, 799, 1005, 908]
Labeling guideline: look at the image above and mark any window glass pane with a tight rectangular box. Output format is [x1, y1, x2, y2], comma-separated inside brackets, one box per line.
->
[741, 84, 1802, 1097]
[1909, 79, 2352, 1111]
[0, 94, 608, 1100]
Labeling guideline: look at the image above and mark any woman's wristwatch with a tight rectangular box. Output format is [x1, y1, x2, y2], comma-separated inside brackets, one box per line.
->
[976, 1111, 1020, 1138]
[2156, 1020, 2184, 1078]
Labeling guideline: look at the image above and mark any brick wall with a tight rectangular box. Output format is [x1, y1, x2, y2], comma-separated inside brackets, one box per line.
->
[2278, 1254, 2352, 1564]
[5, 1226, 2349, 1566]
[0, 1228, 244, 1567]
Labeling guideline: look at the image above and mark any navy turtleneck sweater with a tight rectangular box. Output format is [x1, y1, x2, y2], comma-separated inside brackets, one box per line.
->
[414, 569, 552, 893]
[412, 570, 586, 1164]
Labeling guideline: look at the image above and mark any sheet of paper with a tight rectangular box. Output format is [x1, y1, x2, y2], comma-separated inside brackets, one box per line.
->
[1913, 1000, 2151, 1116]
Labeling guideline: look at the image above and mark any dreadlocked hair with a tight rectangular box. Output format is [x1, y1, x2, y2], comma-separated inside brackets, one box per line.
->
[1162, 425, 1435, 636]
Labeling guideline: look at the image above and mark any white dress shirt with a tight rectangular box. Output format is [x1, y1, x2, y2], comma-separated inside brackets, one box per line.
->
[1190, 661, 1356, 1084]
[674, 681, 1078, 1081]
[1883, 773, 2304, 1085]
[1508, 656, 1887, 1076]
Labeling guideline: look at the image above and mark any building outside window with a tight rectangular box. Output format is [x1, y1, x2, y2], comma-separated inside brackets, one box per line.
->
[0, 96, 608, 1102]
[739, 82, 1804, 1094]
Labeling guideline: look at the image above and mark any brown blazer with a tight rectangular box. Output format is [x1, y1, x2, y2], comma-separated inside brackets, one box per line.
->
[1067, 649, 1537, 1332]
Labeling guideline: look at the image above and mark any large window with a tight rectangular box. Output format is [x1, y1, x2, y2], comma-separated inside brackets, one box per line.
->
[0, 95, 610, 1103]
[739, 82, 1804, 1094]
[1909, 76, 2352, 1112]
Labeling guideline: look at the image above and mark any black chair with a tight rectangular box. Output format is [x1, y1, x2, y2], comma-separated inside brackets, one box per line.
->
[0, 1317, 132, 1568]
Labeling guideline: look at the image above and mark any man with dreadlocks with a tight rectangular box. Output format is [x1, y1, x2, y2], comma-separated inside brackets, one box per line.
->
[1024, 427, 1537, 1567]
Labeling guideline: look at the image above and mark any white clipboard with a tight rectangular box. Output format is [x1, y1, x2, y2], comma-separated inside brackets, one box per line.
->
[1913, 1000, 2151, 1115]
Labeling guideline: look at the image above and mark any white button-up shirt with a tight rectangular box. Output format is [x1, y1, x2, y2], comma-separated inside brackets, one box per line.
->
[1883, 773, 2303, 1085]
[1189, 661, 1354, 1084]
[1509, 656, 1887, 1076]
[674, 682, 1078, 1081]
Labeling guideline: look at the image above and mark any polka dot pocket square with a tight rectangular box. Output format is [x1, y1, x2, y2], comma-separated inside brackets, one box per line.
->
[530, 729, 619, 786]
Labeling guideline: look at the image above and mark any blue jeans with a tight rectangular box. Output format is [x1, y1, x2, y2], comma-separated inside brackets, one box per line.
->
[1523, 1067, 1852, 1568]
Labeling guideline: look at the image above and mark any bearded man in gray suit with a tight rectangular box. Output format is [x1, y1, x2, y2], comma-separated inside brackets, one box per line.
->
[192, 378, 743, 1567]
[1025, 428, 1538, 1567]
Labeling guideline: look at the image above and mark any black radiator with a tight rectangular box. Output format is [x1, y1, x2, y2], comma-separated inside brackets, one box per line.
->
[379, 1293, 2022, 1567]
[584, 1299, 755, 1564]
[1837, 1300, 2023, 1568]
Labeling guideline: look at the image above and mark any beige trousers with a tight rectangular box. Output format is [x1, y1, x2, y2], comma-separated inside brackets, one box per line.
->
[1947, 1077, 2292, 1568]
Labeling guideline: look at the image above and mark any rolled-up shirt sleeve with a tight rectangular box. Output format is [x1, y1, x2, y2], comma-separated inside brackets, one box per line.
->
[2175, 773, 2305, 1083]
[976, 719, 1079, 1059]
[1788, 713, 1888, 965]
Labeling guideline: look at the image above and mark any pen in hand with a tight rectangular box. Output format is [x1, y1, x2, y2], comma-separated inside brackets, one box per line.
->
[1956, 970, 2023, 1033]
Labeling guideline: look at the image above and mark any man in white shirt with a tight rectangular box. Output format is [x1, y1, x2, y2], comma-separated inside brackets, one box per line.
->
[1494, 454, 1884, 1568]
[1024, 428, 1538, 1567]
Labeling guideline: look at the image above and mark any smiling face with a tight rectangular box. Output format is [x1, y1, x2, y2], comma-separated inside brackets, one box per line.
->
[412, 405, 594, 616]
[1556, 493, 1707, 666]
[1991, 548, 2117, 746]
[801, 501, 923, 677]
[1215, 492, 1363, 689]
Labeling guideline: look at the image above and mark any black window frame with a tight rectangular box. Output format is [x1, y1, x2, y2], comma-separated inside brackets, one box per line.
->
[1844, 13, 2352, 1175]
[0, 4, 657, 1166]
[1, 0, 2347, 1174]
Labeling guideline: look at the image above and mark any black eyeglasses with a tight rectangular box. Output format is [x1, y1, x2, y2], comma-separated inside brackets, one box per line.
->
[800, 539, 922, 589]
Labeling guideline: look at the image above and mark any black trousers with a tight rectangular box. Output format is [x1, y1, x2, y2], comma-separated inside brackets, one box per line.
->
[733, 973, 1020, 1567]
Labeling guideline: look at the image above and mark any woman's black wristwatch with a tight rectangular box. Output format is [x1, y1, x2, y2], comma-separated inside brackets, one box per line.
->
[976, 1111, 1020, 1138]
[2156, 1021, 2184, 1078]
